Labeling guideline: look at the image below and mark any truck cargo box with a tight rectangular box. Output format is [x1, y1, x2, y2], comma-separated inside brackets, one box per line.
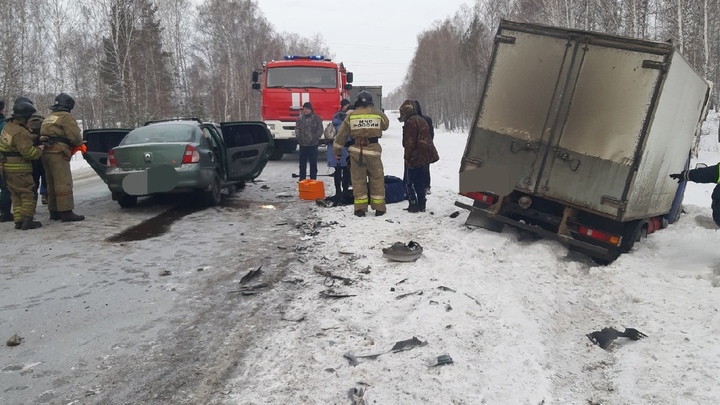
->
[456, 20, 710, 262]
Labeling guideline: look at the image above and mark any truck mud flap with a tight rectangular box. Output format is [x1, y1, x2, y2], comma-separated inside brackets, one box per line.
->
[455, 200, 610, 257]
[464, 209, 505, 232]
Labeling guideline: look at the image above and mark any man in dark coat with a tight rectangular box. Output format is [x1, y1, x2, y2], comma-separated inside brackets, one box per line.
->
[294, 102, 323, 180]
[670, 164, 720, 226]
[399, 100, 439, 213]
[0, 100, 11, 222]
[413, 100, 434, 194]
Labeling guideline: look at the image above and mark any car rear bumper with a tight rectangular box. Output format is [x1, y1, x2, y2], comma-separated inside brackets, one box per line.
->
[106, 166, 214, 195]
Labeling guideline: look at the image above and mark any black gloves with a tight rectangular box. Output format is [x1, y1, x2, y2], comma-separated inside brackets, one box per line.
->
[669, 171, 686, 182]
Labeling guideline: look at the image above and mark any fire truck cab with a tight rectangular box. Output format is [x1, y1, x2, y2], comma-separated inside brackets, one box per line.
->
[252, 55, 353, 160]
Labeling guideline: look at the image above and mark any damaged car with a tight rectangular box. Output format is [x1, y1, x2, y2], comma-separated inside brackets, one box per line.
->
[83, 118, 274, 208]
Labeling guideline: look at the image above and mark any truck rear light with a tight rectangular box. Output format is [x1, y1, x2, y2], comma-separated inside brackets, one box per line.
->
[108, 149, 116, 167]
[182, 145, 200, 164]
[578, 226, 621, 246]
[461, 191, 497, 205]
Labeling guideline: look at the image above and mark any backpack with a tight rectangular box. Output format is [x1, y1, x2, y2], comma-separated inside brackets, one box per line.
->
[323, 122, 336, 142]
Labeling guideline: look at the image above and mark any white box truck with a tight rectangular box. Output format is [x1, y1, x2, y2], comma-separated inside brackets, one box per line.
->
[455, 20, 710, 263]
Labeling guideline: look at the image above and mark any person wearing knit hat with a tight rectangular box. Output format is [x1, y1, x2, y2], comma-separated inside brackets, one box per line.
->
[294, 101, 323, 180]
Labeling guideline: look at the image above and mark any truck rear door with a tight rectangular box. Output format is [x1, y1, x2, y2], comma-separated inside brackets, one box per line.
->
[538, 41, 665, 215]
[83, 129, 133, 183]
[220, 122, 274, 181]
[462, 28, 573, 197]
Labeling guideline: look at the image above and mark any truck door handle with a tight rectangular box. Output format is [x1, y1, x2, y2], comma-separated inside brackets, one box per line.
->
[555, 151, 581, 171]
[510, 141, 538, 153]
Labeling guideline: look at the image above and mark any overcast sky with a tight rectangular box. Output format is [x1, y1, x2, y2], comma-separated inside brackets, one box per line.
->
[256, 0, 473, 94]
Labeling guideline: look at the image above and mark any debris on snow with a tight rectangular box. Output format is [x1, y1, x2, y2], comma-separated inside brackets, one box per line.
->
[6, 334, 23, 346]
[240, 265, 263, 284]
[586, 327, 648, 350]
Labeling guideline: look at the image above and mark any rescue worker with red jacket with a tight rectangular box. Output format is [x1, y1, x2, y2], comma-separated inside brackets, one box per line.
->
[41, 93, 84, 222]
[334, 91, 389, 217]
[0, 100, 47, 230]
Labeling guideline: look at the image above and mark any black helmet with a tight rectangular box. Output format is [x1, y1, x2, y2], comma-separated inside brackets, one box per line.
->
[12, 101, 37, 119]
[51, 93, 75, 112]
[356, 90, 373, 107]
[14, 96, 34, 105]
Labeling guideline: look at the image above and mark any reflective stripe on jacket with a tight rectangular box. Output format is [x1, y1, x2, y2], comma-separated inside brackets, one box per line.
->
[0, 121, 41, 173]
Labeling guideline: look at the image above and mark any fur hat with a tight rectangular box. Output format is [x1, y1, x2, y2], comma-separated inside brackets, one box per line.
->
[398, 100, 416, 122]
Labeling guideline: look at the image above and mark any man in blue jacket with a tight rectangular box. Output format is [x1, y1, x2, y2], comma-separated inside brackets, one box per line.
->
[327, 99, 351, 203]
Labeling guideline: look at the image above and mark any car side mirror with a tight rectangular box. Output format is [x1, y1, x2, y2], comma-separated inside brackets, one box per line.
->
[345, 84, 353, 91]
[251, 71, 259, 83]
[346, 72, 353, 83]
[252, 83, 261, 91]
[696, 163, 709, 169]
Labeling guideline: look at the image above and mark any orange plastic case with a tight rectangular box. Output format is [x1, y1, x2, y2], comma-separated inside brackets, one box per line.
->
[298, 179, 325, 200]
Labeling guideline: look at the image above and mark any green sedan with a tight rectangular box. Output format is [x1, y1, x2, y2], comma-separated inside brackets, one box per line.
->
[83, 119, 274, 208]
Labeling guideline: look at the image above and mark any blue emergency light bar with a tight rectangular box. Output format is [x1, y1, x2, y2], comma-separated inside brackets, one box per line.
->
[284, 55, 326, 61]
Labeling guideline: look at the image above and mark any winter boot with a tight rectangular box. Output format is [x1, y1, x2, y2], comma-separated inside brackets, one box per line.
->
[354, 210, 366, 217]
[406, 204, 422, 213]
[418, 201, 427, 212]
[375, 210, 385, 217]
[49, 211, 61, 221]
[41, 193, 48, 205]
[20, 216, 42, 230]
[60, 211, 85, 222]
[14, 221, 22, 229]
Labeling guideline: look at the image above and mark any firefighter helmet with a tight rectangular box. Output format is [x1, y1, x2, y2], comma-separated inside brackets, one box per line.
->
[12, 101, 37, 119]
[356, 90, 373, 107]
[51, 93, 75, 112]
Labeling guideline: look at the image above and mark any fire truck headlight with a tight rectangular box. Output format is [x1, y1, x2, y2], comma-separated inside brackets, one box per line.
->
[267, 123, 275, 130]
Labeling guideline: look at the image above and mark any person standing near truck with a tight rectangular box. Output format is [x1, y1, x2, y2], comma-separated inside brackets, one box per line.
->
[670, 165, 720, 226]
[295, 102, 323, 180]
[334, 90, 389, 217]
[399, 100, 438, 213]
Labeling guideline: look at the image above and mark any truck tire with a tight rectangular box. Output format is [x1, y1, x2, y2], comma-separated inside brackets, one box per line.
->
[118, 195, 138, 208]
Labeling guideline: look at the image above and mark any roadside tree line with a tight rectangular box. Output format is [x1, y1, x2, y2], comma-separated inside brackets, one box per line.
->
[390, 0, 720, 131]
[0, 0, 328, 128]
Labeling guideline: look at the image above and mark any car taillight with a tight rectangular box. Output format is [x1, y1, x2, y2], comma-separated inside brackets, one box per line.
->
[460, 191, 497, 205]
[108, 149, 116, 167]
[578, 226, 621, 246]
[182, 145, 200, 164]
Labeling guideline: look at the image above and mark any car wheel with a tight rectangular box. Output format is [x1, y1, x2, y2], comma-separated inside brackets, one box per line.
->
[118, 195, 138, 208]
[204, 175, 222, 207]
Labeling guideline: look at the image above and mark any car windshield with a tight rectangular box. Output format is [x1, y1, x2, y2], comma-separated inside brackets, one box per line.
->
[266, 67, 337, 88]
[120, 124, 197, 145]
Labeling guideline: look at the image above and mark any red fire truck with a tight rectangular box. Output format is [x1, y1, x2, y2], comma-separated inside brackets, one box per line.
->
[251, 55, 353, 160]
